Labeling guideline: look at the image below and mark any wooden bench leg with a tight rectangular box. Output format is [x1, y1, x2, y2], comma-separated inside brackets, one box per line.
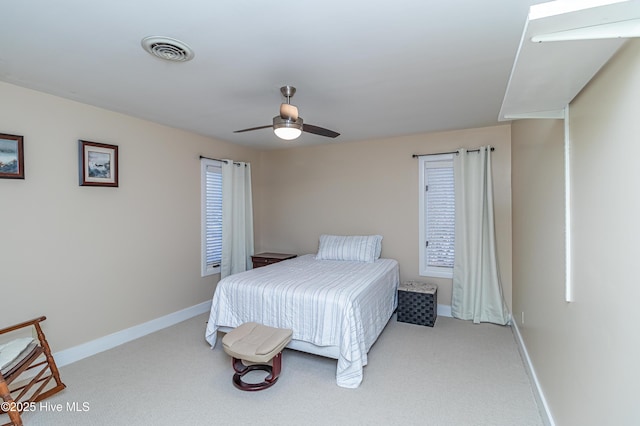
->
[1, 377, 23, 426]
[232, 357, 249, 375]
[265, 352, 282, 383]
[230, 351, 284, 391]
[32, 321, 65, 401]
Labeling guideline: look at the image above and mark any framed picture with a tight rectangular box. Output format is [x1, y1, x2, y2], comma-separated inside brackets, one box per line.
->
[78, 140, 118, 187]
[0, 133, 25, 179]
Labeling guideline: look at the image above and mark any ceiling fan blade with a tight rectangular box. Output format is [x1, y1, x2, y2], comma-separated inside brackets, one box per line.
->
[233, 125, 272, 133]
[302, 124, 340, 138]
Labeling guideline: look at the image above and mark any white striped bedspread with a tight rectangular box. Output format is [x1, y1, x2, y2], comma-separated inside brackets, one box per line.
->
[205, 254, 400, 388]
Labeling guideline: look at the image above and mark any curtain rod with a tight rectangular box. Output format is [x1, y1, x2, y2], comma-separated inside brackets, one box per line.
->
[411, 147, 494, 158]
[199, 155, 247, 166]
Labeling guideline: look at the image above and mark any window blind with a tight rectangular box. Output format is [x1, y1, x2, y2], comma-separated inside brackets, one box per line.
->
[205, 164, 222, 269]
[425, 166, 455, 268]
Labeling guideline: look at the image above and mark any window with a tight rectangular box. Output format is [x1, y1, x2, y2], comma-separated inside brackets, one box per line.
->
[201, 159, 222, 276]
[419, 154, 455, 278]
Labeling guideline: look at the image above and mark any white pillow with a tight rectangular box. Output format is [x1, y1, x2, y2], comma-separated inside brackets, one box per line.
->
[316, 234, 383, 263]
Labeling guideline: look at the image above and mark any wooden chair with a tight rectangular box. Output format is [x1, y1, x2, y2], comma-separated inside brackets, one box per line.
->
[0, 317, 66, 426]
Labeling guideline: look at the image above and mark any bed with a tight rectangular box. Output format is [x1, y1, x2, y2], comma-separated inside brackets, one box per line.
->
[205, 248, 399, 388]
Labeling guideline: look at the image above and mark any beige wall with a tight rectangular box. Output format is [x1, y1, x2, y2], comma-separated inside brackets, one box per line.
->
[512, 39, 640, 425]
[0, 81, 262, 351]
[1, 81, 513, 353]
[256, 125, 513, 308]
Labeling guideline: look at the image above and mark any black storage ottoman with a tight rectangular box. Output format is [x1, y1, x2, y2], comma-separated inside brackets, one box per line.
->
[397, 281, 438, 327]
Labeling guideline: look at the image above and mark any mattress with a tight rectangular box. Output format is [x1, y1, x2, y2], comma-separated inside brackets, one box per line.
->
[205, 254, 400, 388]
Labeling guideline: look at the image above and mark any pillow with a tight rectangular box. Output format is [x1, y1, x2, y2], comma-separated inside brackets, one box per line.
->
[316, 234, 383, 263]
[374, 236, 382, 260]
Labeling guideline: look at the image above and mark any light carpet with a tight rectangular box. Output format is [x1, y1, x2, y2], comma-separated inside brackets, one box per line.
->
[19, 314, 543, 426]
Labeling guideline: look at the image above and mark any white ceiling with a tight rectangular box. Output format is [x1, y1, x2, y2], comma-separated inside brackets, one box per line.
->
[0, 1, 541, 149]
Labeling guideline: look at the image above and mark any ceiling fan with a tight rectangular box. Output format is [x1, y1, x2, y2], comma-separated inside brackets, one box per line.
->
[234, 86, 340, 140]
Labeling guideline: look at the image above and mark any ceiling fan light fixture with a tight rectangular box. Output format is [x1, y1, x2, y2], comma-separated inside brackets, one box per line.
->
[273, 116, 303, 140]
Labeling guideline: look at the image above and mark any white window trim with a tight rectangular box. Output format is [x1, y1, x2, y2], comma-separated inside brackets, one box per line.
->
[419, 153, 454, 279]
[201, 158, 222, 276]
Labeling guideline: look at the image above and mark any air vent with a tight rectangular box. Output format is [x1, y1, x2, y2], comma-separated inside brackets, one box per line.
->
[141, 36, 194, 62]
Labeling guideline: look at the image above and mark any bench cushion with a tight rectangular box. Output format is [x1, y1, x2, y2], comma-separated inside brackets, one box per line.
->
[222, 322, 292, 363]
[0, 337, 35, 375]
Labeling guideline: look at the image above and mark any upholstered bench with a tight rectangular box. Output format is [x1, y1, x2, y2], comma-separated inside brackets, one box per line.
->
[222, 322, 292, 391]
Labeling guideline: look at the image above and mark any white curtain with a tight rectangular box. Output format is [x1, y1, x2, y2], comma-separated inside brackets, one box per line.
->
[451, 147, 510, 325]
[220, 160, 254, 279]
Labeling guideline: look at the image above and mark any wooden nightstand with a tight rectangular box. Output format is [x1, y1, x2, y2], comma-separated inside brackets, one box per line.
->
[251, 252, 297, 269]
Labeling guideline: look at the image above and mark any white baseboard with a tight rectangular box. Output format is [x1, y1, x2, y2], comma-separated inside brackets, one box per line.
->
[54, 300, 212, 368]
[510, 319, 555, 426]
[437, 304, 452, 317]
